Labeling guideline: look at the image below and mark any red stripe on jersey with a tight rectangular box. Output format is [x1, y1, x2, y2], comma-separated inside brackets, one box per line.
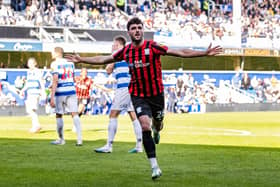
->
[135, 43, 146, 97]
[148, 42, 158, 96]
[156, 55, 164, 93]
[142, 41, 151, 96]
[128, 44, 139, 96]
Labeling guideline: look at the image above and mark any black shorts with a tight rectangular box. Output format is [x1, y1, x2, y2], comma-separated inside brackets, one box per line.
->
[131, 93, 165, 122]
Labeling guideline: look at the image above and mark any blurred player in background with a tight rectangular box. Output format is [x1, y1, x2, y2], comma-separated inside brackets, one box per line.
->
[95, 36, 142, 154]
[75, 68, 94, 117]
[75, 68, 111, 116]
[21, 57, 44, 133]
[50, 47, 82, 146]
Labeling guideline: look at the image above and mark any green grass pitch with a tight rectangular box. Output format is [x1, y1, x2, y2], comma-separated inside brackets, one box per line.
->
[1, 112, 280, 187]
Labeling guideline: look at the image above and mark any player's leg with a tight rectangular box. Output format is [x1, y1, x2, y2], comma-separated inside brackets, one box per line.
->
[127, 111, 142, 153]
[71, 111, 82, 146]
[68, 95, 82, 146]
[78, 103, 85, 117]
[78, 99, 86, 117]
[95, 89, 125, 153]
[131, 95, 161, 179]
[26, 96, 41, 133]
[51, 96, 65, 145]
[150, 94, 165, 144]
[30, 109, 41, 132]
[122, 91, 142, 153]
[50, 113, 65, 145]
[138, 115, 162, 179]
[72, 99, 84, 132]
[95, 109, 120, 153]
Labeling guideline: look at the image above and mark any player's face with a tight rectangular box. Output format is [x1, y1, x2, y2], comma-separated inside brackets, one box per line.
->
[27, 60, 36, 69]
[112, 41, 119, 52]
[112, 41, 123, 52]
[128, 24, 143, 45]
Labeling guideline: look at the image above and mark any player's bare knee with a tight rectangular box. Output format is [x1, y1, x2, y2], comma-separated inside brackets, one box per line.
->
[71, 112, 79, 117]
[141, 123, 151, 131]
[109, 110, 120, 118]
[128, 111, 137, 121]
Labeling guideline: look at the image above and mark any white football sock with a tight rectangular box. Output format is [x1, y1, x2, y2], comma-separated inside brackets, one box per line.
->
[73, 115, 82, 144]
[30, 110, 40, 129]
[149, 158, 159, 169]
[56, 117, 64, 140]
[132, 119, 142, 149]
[107, 118, 118, 147]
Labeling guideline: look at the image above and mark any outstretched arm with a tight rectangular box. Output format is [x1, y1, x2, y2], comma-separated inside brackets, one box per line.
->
[166, 44, 223, 58]
[65, 54, 115, 65]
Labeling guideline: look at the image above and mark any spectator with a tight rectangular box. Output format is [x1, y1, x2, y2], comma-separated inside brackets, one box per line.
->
[241, 72, 251, 90]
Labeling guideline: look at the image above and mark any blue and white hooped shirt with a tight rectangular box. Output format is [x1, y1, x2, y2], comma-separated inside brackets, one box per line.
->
[114, 61, 130, 89]
[26, 68, 43, 96]
[51, 58, 76, 96]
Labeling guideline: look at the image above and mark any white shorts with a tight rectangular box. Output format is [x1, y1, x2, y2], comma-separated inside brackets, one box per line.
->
[25, 95, 39, 111]
[55, 95, 78, 114]
[111, 88, 134, 112]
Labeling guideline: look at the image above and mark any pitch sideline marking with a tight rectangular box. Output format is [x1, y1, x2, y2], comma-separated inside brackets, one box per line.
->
[165, 126, 252, 136]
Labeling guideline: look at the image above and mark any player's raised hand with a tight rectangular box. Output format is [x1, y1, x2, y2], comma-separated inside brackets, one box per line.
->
[206, 43, 223, 56]
[64, 54, 82, 63]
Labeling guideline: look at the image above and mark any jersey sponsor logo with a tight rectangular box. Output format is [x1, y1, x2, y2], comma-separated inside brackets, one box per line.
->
[128, 60, 150, 68]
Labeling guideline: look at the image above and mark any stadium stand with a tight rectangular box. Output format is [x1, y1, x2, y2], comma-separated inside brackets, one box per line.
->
[1, 69, 280, 114]
[0, 0, 280, 113]
[0, 0, 278, 49]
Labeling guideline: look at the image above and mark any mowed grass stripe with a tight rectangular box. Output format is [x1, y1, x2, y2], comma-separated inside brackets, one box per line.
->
[0, 112, 280, 186]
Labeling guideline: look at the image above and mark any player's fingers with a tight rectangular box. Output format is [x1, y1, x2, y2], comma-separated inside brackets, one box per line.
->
[64, 54, 74, 59]
[212, 46, 223, 52]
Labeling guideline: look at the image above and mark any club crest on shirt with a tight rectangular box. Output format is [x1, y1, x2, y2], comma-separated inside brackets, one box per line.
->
[144, 48, 150, 55]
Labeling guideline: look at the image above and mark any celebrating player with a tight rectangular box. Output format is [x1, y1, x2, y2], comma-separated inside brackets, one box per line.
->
[65, 17, 222, 179]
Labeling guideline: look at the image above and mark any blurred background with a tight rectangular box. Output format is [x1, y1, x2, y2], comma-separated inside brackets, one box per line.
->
[0, 0, 280, 115]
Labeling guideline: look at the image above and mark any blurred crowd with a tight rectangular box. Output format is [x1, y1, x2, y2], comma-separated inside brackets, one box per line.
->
[1, 70, 280, 114]
[0, 0, 279, 42]
[164, 71, 280, 113]
[0, 71, 116, 115]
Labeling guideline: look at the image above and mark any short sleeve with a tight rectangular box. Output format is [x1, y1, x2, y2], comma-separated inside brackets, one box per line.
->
[112, 47, 125, 61]
[151, 41, 168, 55]
[50, 62, 58, 75]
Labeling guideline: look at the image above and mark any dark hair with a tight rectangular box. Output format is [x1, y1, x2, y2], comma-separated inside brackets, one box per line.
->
[127, 17, 143, 31]
[114, 35, 126, 46]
